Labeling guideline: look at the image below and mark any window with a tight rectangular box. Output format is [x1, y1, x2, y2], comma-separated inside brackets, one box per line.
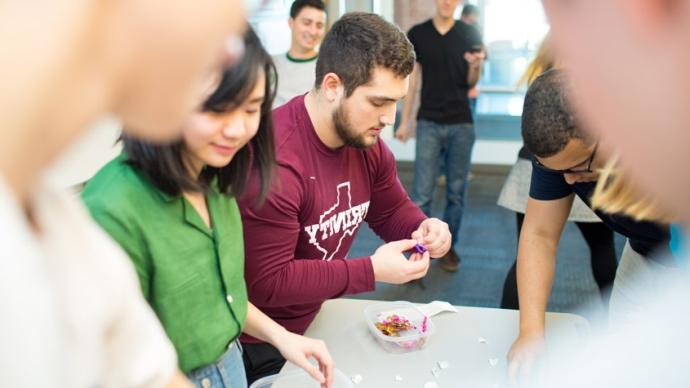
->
[249, 0, 294, 55]
[480, 0, 549, 92]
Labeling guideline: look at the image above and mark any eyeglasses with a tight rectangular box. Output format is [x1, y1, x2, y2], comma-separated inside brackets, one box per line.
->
[534, 143, 599, 174]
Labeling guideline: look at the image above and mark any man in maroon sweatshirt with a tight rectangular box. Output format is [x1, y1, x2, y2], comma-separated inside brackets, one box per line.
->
[239, 13, 452, 383]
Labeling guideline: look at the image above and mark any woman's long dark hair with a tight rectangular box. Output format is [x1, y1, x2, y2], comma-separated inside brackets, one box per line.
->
[123, 27, 276, 202]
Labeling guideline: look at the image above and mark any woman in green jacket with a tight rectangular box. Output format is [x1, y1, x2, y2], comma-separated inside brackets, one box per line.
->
[82, 27, 333, 388]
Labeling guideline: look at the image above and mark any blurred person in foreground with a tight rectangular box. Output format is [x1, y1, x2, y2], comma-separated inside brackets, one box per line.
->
[517, 1, 690, 387]
[0, 0, 247, 386]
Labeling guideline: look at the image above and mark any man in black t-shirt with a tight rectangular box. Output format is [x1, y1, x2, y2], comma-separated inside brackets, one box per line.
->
[506, 69, 672, 383]
[397, 0, 485, 272]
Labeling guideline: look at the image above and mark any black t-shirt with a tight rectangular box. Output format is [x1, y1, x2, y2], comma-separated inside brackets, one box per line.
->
[528, 159, 671, 262]
[407, 20, 483, 124]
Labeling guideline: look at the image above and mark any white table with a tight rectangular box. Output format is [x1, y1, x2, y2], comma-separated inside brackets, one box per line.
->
[298, 298, 589, 388]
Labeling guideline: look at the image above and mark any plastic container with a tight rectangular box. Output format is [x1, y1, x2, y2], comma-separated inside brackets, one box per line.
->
[363, 301, 434, 353]
[249, 368, 353, 388]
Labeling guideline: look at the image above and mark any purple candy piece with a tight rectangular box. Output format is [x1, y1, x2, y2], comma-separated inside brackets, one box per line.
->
[414, 243, 428, 254]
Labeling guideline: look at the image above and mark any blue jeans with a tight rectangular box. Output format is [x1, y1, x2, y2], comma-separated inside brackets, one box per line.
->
[412, 119, 475, 248]
[187, 341, 247, 388]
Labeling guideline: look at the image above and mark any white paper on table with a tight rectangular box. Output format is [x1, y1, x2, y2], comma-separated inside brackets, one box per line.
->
[376, 301, 458, 323]
[417, 300, 458, 317]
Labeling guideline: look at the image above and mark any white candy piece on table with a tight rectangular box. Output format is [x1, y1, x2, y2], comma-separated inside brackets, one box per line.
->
[351, 374, 363, 384]
[437, 361, 449, 370]
[424, 382, 440, 388]
[395, 375, 403, 382]
[488, 358, 499, 367]
[431, 366, 441, 378]
[478, 336, 487, 344]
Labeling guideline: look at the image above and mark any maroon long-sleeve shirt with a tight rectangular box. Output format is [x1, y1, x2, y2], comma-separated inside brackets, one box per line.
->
[239, 95, 427, 341]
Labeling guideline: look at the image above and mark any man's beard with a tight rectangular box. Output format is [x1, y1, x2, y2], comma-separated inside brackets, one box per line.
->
[332, 102, 378, 149]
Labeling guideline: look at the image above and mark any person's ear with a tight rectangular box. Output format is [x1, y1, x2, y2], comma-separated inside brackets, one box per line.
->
[320, 72, 343, 102]
[288, 17, 295, 29]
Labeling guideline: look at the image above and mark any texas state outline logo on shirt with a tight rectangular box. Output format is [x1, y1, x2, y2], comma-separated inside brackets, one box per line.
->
[303, 182, 370, 261]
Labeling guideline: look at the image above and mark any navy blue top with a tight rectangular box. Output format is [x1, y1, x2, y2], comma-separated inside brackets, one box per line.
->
[529, 159, 670, 262]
